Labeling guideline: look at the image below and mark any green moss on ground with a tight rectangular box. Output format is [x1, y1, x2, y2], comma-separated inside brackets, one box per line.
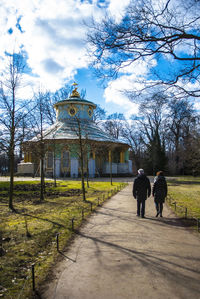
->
[0, 180, 127, 298]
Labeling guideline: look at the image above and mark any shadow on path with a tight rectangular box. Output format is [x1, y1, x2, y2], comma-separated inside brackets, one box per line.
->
[76, 230, 200, 295]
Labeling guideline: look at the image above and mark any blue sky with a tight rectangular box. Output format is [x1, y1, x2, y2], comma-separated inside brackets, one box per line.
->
[1, 0, 199, 118]
[0, 0, 140, 117]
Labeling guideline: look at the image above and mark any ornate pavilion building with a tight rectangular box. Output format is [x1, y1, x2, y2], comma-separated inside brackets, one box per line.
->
[18, 84, 132, 178]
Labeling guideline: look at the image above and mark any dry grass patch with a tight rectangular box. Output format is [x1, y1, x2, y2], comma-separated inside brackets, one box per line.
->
[166, 176, 200, 225]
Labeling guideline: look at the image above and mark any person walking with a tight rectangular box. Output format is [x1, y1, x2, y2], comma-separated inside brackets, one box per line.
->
[152, 171, 168, 217]
[133, 169, 151, 218]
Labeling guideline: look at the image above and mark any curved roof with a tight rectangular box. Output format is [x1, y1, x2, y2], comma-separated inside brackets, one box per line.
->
[54, 96, 96, 109]
[31, 119, 128, 147]
[30, 84, 129, 148]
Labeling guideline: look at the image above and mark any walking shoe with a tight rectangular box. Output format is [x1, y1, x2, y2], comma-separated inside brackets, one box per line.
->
[156, 212, 159, 217]
[141, 215, 145, 218]
[160, 214, 163, 217]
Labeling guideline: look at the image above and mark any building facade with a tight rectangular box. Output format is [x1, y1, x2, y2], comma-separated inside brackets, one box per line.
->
[18, 85, 132, 178]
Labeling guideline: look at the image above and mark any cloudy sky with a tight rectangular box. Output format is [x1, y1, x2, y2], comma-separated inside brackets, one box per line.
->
[0, 0, 144, 117]
[1, 0, 199, 117]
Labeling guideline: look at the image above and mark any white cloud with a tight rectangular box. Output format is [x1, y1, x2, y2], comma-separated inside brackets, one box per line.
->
[104, 76, 140, 118]
[120, 58, 157, 75]
[1, 0, 198, 112]
[103, 58, 157, 118]
[0, 0, 106, 96]
[194, 101, 200, 112]
[108, 0, 131, 22]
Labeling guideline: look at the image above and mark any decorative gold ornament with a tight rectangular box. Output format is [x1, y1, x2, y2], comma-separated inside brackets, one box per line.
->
[70, 82, 80, 98]
[68, 104, 77, 116]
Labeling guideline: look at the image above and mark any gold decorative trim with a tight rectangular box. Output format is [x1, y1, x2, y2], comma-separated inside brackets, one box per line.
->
[67, 104, 78, 117]
[88, 106, 93, 117]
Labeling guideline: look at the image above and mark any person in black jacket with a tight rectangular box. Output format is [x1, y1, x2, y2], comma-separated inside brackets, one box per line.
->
[152, 171, 168, 217]
[133, 169, 151, 218]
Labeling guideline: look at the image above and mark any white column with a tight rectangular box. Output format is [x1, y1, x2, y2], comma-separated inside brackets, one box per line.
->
[70, 158, 79, 178]
[89, 159, 95, 178]
[128, 160, 133, 173]
[55, 158, 61, 178]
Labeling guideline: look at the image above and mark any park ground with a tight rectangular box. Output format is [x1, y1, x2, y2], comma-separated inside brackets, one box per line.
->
[1, 176, 200, 298]
[41, 182, 200, 299]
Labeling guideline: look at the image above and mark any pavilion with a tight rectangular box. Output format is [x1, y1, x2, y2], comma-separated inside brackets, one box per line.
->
[18, 84, 132, 178]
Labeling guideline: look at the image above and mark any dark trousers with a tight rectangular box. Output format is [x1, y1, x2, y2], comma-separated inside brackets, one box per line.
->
[155, 202, 163, 215]
[137, 200, 145, 217]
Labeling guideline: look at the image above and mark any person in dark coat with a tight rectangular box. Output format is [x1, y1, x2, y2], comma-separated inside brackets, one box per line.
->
[133, 169, 151, 218]
[152, 171, 168, 217]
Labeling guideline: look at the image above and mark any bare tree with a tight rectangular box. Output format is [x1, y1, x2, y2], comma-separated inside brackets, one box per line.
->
[184, 128, 200, 175]
[87, 0, 200, 97]
[36, 86, 72, 187]
[103, 113, 125, 139]
[166, 98, 198, 174]
[42, 91, 58, 187]
[133, 92, 168, 174]
[125, 91, 200, 175]
[0, 53, 27, 210]
[93, 105, 106, 125]
[68, 116, 91, 201]
[42, 85, 72, 125]
[76, 117, 87, 201]
[28, 91, 50, 201]
[121, 120, 144, 170]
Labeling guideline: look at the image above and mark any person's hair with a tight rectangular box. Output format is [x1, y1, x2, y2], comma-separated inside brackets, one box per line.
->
[138, 168, 144, 175]
[156, 171, 164, 176]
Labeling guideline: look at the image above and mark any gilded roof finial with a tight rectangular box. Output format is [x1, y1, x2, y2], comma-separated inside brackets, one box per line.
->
[70, 82, 80, 98]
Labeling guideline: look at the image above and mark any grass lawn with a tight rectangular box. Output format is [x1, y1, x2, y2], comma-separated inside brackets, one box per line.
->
[166, 176, 200, 221]
[0, 179, 126, 298]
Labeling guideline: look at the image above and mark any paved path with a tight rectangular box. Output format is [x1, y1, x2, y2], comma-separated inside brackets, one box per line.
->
[42, 183, 200, 299]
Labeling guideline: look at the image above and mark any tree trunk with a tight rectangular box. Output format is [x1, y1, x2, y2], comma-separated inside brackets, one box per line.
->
[109, 150, 113, 186]
[80, 148, 86, 201]
[53, 144, 57, 187]
[40, 158, 45, 201]
[77, 119, 86, 201]
[9, 150, 15, 210]
[79, 135, 86, 201]
[9, 115, 15, 211]
[86, 154, 89, 188]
